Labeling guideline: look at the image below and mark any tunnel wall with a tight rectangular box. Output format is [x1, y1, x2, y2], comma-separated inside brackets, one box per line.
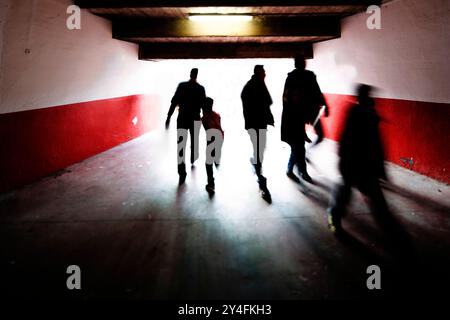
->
[309, 0, 450, 184]
[0, 0, 160, 193]
[1, 0, 448, 193]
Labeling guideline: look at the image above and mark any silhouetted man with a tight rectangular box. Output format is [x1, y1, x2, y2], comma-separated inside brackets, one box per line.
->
[327, 84, 387, 234]
[166, 68, 206, 184]
[281, 55, 329, 184]
[241, 65, 275, 202]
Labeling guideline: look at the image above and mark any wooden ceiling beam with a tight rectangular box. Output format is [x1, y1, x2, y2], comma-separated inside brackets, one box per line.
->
[112, 16, 340, 39]
[75, 1, 381, 9]
[139, 42, 313, 59]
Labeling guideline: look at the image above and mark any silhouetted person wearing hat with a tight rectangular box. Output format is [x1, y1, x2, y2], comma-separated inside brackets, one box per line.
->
[281, 55, 329, 184]
[241, 65, 274, 203]
[166, 68, 206, 184]
[327, 84, 388, 234]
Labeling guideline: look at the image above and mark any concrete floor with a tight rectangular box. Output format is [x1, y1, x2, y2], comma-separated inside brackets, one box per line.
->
[1, 126, 449, 299]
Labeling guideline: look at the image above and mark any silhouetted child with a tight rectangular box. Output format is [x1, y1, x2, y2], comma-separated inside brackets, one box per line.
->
[201, 97, 224, 193]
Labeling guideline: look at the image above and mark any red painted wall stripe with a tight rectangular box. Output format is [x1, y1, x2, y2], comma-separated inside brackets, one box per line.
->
[322, 93, 450, 184]
[0, 94, 160, 193]
[1, 93, 447, 192]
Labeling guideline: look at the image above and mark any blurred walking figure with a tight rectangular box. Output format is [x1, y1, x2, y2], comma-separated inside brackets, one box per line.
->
[327, 84, 388, 234]
[166, 68, 206, 184]
[281, 55, 329, 184]
[201, 97, 224, 194]
[241, 65, 275, 203]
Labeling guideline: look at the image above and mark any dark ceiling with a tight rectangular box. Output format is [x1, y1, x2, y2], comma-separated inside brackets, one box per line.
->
[74, 1, 382, 59]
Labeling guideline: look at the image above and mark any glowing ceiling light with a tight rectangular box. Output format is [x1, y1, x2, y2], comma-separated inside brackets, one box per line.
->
[188, 15, 253, 22]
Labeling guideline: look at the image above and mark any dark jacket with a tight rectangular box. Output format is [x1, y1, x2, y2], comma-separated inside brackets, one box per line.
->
[168, 80, 206, 127]
[241, 75, 274, 130]
[281, 69, 325, 143]
[339, 101, 386, 186]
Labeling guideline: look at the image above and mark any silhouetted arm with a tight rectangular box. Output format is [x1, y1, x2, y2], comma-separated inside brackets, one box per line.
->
[217, 114, 224, 137]
[200, 86, 206, 116]
[312, 74, 329, 117]
[165, 103, 177, 129]
[167, 102, 177, 119]
[323, 95, 330, 117]
[166, 85, 181, 128]
[241, 85, 250, 124]
[282, 78, 289, 108]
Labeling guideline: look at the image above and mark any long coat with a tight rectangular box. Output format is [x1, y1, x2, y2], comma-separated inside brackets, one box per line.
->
[281, 69, 325, 144]
[241, 75, 274, 130]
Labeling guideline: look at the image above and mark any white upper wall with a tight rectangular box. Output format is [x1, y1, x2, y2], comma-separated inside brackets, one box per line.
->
[1, 0, 448, 115]
[0, 0, 157, 114]
[0, 0, 10, 90]
[308, 0, 450, 103]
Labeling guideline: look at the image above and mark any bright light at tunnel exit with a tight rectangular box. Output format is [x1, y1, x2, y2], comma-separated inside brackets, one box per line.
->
[188, 15, 253, 22]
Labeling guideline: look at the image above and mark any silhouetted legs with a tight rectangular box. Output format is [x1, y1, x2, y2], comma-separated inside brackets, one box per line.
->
[206, 163, 214, 183]
[177, 122, 200, 184]
[286, 141, 312, 183]
[204, 130, 223, 194]
[328, 178, 390, 233]
[286, 121, 324, 183]
[360, 182, 389, 217]
[248, 129, 271, 203]
[327, 181, 352, 232]
[287, 152, 296, 174]
[190, 122, 200, 165]
[205, 139, 218, 193]
[248, 128, 266, 177]
[177, 130, 187, 183]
